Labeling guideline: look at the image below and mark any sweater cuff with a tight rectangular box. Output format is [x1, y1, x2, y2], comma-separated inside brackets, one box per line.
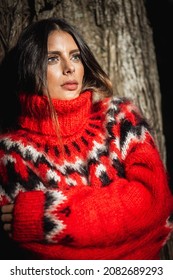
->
[13, 191, 45, 242]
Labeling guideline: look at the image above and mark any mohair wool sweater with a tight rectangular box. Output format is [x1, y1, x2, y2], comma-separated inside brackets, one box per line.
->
[0, 90, 172, 260]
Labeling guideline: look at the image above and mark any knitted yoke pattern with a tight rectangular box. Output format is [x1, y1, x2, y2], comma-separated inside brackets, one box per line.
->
[0, 90, 173, 260]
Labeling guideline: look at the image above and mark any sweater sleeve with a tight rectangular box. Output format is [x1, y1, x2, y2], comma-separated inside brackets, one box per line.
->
[9, 129, 173, 246]
[44, 138, 173, 246]
[0, 100, 173, 247]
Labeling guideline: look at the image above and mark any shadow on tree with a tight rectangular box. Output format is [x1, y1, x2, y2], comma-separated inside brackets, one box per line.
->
[0, 47, 21, 133]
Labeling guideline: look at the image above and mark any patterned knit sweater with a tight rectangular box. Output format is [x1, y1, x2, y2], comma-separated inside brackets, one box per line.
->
[0, 90, 172, 260]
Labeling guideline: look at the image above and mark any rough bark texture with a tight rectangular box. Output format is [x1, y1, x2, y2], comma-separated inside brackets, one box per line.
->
[0, 0, 172, 259]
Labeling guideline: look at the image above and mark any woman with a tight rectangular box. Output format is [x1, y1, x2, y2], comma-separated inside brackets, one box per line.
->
[0, 17, 172, 260]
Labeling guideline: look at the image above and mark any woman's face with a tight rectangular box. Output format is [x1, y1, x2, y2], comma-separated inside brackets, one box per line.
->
[43, 30, 84, 100]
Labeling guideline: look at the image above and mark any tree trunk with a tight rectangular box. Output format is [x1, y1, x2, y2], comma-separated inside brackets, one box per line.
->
[0, 0, 172, 259]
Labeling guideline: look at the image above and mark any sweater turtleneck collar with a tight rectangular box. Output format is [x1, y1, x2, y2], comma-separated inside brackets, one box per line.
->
[19, 91, 92, 138]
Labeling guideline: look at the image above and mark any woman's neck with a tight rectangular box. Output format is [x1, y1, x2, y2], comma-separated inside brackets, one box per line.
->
[19, 91, 92, 138]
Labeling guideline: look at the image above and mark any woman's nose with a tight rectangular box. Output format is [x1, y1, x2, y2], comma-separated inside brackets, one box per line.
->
[63, 59, 75, 75]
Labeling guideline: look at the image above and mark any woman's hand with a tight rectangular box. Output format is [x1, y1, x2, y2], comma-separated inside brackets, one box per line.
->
[1, 204, 14, 237]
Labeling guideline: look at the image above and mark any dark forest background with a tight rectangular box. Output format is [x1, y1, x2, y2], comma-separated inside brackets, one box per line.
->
[146, 0, 173, 190]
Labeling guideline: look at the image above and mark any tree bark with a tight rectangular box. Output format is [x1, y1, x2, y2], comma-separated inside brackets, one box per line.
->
[0, 0, 172, 259]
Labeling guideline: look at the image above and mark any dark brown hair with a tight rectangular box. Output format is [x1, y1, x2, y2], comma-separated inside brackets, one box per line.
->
[0, 17, 113, 132]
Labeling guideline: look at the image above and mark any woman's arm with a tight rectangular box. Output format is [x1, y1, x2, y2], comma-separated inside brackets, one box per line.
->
[1, 99, 173, 247]
[1, 133, 172, 247]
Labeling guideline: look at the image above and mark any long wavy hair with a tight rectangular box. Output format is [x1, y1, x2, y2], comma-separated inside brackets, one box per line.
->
[0, 17, 113, 133]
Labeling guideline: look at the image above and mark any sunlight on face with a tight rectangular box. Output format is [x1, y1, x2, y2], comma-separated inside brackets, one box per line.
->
[42, 30, 84, 100]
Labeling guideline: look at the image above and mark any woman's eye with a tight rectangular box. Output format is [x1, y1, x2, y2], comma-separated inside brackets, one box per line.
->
[71, 53, 81, 61]
[48, 56, 59, 64]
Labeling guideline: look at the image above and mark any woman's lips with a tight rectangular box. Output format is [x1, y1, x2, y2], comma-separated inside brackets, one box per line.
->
[61, 81, 78, 90]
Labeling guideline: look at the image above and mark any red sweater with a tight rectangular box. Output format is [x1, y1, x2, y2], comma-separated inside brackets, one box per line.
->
[0, 91, 172, 259]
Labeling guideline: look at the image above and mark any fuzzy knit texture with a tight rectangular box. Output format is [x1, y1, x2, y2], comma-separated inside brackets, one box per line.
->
[0, 90, 173, 260]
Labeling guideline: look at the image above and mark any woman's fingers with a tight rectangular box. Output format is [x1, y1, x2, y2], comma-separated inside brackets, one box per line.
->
[1, 213, 13, 222]
[1, 204, 14, 214]
[3, 223, 12, 232]
[1, 204, 14, 236]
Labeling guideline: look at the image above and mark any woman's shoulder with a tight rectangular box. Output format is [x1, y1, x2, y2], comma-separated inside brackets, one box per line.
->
[104, 95, 139, 110]
[0, 130, 31, 150]
[100, 96, 145, 125]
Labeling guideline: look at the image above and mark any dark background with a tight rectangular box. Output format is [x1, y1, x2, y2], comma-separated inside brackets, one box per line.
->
[145, 0, 173, 191]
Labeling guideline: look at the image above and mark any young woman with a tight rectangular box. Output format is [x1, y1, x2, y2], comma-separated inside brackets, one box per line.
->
[0, 17, 172, 260]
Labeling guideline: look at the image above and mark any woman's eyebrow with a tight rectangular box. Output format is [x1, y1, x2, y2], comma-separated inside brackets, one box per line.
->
[48, 49, 80, 55]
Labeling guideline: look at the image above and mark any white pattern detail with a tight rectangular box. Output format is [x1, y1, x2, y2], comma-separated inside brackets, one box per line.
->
[0, 185, 12, 203]
[1, 137, 89, 178]
[59, 157, 85, 174]
[162, 217, 173, 246]
[95, 164, 106, 178]
[110, 151, 118, 161]
[35, 182, 47, 191]
[44, 190, 67, 242]
[0, 182, 24, 203]
[88, 140, 107, 161]
[117, 112, 125, 122]
[2, 154, 16, 165]
[1, 137, 52, 165]
[121, 127, 146, 160]
[114, 137, 121, 151]
[65, 177, 77, 186]
[81, 176, 88, 185]
[11, 182, 25, 199]
[46, 169, 61, 182]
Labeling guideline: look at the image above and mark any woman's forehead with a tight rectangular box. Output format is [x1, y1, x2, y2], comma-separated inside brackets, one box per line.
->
[47, 30, 78, 52]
